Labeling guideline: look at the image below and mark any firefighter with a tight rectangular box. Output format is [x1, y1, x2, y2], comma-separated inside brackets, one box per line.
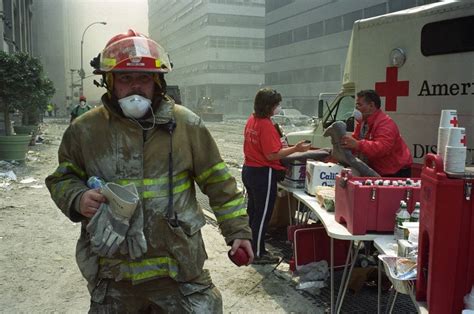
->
[45, 29, 253, 312]
[70, 95, 92, 123]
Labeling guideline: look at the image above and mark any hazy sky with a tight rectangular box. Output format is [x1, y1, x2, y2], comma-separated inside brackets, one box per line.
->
[66, 0, 149, 102]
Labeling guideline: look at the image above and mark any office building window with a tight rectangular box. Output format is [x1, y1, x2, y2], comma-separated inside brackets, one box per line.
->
[265, 72, 279, 85]
[308, 21, 324, 39]
[325, 16, 342, 35]
[389, 0, 417, 12]
[208, 13, 265, 28]
[266, 0, 294, 13]
[309, 66, 323, 83]
[364, 3, 386, 18]
[343, 10, 362, 31]
[279, 30, 293, 46]
[293, 25, 308, 42]
[323, 64, 341, 81]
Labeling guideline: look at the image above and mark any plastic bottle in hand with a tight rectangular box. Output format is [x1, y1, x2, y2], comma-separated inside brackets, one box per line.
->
[87, 176, 105, 190]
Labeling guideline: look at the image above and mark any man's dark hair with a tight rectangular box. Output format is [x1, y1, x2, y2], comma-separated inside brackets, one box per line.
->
[357, 89, 381, 109]
[254, 88, 282, 118]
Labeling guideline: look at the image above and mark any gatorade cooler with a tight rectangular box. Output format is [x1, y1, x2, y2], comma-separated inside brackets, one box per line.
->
[416, 154, 474, 313]
[335, 170, 420, 235]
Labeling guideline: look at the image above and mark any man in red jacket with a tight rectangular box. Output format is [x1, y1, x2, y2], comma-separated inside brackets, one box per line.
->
[341, 89, 412, 177]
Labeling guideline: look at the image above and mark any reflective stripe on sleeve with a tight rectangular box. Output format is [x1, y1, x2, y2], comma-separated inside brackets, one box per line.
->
[50, 161, 87, 179]
[212, 196, 247, 223]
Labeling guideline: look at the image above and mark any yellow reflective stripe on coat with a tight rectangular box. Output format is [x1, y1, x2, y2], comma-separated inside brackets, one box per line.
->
[100, 257, 179, 282]
[50, 161, 86, 179]
[115, 171, 191, 199]
[196, 161, 227, 185]
[195, 162, 227, 185]
[212, 196, 247, 223]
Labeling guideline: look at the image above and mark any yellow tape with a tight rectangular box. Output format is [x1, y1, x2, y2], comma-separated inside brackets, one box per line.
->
[102, 58, 116, 67]
[155, 59, 161, 68]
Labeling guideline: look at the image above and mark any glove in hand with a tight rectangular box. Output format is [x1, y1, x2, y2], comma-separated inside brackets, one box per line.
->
[86, 183, 140, 257]
[86, 202, 129, 257]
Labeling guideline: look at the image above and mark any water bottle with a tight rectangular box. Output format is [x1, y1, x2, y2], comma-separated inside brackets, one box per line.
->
[87, 176, 105, 189]
[410, 202, 421, 222]
[465, 285, 474, 310]
[394, 201, 410, 240]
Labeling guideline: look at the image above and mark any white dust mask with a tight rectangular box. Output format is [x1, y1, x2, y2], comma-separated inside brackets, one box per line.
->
[353, 109, 363, 122]
[273, 105, 282, 116]
[118, 94, 152, 119]
[80, 101, 86, 108]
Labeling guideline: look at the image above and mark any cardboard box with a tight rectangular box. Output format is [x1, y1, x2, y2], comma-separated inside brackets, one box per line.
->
[286, 161, 306, 181]
[305, 161, 344, 196]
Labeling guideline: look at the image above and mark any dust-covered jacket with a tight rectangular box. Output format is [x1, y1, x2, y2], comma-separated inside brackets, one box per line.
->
[45, 94, 251, 288]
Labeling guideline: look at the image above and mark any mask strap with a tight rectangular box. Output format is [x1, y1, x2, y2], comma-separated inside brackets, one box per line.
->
[129, 105, 156, 131]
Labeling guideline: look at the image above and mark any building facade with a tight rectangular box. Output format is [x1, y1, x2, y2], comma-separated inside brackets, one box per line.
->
[0, 0, 34, 53]
[265, 0, 439, 116]
[148, 0, 265, 116]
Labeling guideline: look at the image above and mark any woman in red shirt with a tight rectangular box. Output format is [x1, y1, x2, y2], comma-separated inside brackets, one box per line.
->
[243, 88, 310, 264]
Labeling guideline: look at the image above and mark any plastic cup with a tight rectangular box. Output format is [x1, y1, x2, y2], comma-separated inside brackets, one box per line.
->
[447, 127, 466, 147]
[439, 109, 458, 128]
[444, 146, 466, 173]
[437, 127, 451, 159]
[228, 247, 250, 266]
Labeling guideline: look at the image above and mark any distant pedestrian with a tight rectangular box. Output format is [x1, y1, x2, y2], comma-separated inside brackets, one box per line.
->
[46, 103, 54, 117]
[70, 95, 91, 123]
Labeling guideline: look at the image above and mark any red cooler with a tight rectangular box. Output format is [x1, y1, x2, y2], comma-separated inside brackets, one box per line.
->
[288, 223, 350, 271]
[416, 154, 474, 313]
[335, 170, 420, 235]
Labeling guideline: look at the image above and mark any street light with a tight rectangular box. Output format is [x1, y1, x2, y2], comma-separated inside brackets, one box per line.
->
[80, 21, 107, 96]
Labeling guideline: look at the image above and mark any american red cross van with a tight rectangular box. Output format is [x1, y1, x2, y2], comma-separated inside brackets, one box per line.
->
[287, 1, 474, 175]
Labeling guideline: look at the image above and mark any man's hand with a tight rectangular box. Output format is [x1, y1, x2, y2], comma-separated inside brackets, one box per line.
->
[341, 135, 359, 150]
[80, 189, 106, 218]
[230, 239, 254, 265]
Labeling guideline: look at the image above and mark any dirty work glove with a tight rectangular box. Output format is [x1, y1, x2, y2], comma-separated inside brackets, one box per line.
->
[120, 204, 148, 260]
[86, 183, 139, 257]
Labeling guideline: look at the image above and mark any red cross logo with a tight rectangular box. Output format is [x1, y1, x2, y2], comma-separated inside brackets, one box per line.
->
[461, 135, 466, 146]
[450, 116, 458, 127]
[375, 67, 409, 111]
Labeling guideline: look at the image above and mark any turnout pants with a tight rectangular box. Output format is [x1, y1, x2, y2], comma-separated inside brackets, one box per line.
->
[89, 270, 222, 314]
[242, 165, 278, 257]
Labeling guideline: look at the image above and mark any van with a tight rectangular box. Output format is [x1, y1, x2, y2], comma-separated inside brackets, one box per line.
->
[286, 1, 474, 174]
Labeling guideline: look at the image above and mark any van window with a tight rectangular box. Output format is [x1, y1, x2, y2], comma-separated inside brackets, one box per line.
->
[323, 95, 355, 129]
[421, 15, 474, 56]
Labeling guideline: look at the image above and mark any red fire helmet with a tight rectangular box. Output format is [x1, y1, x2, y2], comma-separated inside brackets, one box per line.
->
[99, 29, 171, 73]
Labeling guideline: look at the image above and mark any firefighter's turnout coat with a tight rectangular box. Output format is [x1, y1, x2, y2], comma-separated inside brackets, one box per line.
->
[46, 95, 251, 289]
